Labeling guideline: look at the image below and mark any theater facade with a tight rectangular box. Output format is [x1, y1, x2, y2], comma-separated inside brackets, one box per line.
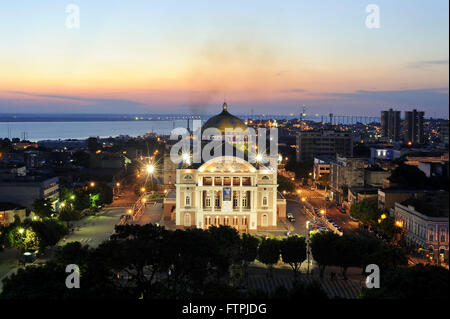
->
[163, 103, 286, 233]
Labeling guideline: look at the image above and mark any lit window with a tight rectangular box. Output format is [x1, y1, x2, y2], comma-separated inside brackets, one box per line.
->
[185, 195, 190, 206]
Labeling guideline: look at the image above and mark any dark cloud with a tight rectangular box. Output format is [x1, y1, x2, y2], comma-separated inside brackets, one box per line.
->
[313, 88, 449, 108]
[2, 91, 149, 113]
[407, 60, 449, 68]
[280, 88, 307, 93]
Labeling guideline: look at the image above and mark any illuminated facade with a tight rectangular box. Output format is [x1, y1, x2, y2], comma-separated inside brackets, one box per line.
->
[163, 103, 286, 233]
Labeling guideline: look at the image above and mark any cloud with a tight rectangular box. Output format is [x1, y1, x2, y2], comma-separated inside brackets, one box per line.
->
[3, 91, 149, 113]
[407, 60, 449, 68]
[314, 88, 449, 109]
[280, 88, 307, 93]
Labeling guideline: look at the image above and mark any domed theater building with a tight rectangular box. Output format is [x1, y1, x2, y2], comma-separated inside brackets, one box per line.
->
[163, 103, 286, 233]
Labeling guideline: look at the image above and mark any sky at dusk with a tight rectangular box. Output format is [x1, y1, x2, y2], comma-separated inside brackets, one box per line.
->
[0, 0, 448, 117]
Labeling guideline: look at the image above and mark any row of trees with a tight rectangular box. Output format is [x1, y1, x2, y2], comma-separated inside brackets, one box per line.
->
[0, 225, 322, 299]
[1, 224, 417, 299]
[350, 200, 402, 242]
[310, 230, 408, 279]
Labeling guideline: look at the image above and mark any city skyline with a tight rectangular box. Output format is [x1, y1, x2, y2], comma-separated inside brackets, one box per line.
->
[0, 0, 448, 117]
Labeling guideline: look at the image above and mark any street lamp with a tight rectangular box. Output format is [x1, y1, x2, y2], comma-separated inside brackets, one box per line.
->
[90, 182, 96, 188]
[140, 187, 146, 193]
[301, 197, 306, 202]
[146, 164, 155, 174]
[306, 221, 311, 275]
[319, 209, 325, 215]
[18, 228, 24, 234]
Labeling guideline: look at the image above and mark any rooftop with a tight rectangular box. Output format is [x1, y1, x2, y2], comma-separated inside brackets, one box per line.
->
[401, 192, 449, 218]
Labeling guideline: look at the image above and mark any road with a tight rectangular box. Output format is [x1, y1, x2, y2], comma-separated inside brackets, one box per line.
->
[285, 200, 312, 237]
[131, 202, 164, 226]
[59, 208, 126, 248]
[297, 187, 358, 234]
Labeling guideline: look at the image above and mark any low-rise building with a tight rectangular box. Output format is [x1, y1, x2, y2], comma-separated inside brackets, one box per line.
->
[378, 189, 427, 212]
[0, 203, 30, 226]
[0, 176, 59, 209]
[313, 156, 333, 181]
[364, 167, 391, 188]
[392, 192, 449, 264]
[329, 156, 365, 204]
[348, 187, 378, 206]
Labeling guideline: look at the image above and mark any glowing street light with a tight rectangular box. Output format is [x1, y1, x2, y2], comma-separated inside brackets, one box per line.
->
[301, 197, 306, 202]
[127, 209, 133, 215]
[18, 228, 24, 234]
[70, 195, 76, 200]
[255, 153, 263, 163]
[90, 182, 96, 188]
[140, 187, 146, 193]
[146, 164, 155, 174]
[116, 182, 121, 187]
[182, 153, 191, 165]
[319, 209, 325, 215]
[381, 214, 387, 220]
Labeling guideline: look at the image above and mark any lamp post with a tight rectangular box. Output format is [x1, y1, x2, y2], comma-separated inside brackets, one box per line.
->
[306, 221, 311, 275]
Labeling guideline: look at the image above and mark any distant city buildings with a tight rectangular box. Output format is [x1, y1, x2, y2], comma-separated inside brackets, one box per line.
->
[404, 109, 425, 145]
[296, 130, 353, 163]
[381, 109, 401, 142]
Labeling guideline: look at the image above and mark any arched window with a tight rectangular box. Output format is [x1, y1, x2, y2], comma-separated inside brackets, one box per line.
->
[215, 216, 220, 226]
[262, 175, 270, 180]
[205, 197, 211, 207]
[184, 213, 191, 227]
[205, 216, 211, 227]
[185, 195, 191, 206]
[224, 217, 230, 226]
[261, 214, 268, 227]
[242, 216, 248, 226]
[262, 196, 268, 206]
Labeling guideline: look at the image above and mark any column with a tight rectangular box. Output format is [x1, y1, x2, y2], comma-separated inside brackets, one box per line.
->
[211, 189, 215, 213]
[239, 190, 243, 212]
